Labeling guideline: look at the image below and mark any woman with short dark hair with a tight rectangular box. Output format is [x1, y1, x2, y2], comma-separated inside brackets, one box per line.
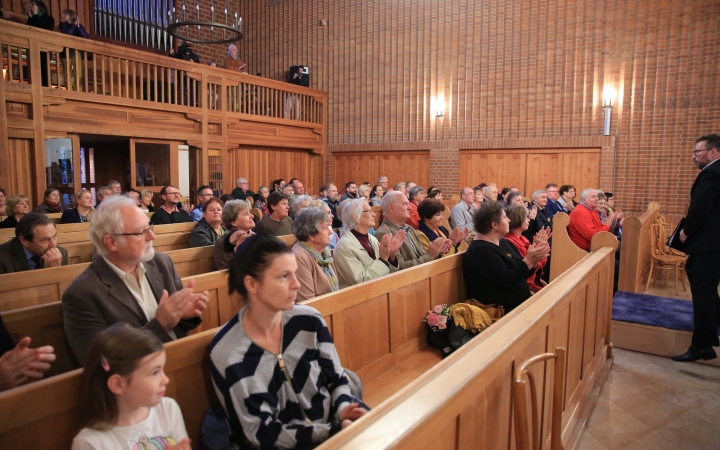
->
[463, 202, 550, 312]
[209, 234, 368, 449]
[252, 191, 293, 236]
[559, 184, 577, 212]
[416, 199, 467, 257]
[34, 188, 67, 214]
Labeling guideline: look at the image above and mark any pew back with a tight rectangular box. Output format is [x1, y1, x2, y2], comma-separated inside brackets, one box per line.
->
[0, 252, 465, 449]
[618, 202, 660, 293]
[0, 221, 196, 245]
[318, 233, 618, 450]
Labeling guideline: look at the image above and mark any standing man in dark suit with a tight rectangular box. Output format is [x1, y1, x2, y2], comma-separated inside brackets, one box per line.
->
[673, 134, 720, 362]
[62, 196, 209, 363]
[0, 212, 68, 273]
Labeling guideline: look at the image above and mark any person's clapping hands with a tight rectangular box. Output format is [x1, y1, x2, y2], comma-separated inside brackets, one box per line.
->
[155, 279, 209, 331]
[449, 226, 469, 246]
[0, 337, 56, 392]
[525, 241, 551, 266]
[533, 226, 552, 245]
[339, 402, 369, 429]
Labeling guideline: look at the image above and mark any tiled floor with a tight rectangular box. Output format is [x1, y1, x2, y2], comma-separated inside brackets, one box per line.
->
[577, 276, 720, 449]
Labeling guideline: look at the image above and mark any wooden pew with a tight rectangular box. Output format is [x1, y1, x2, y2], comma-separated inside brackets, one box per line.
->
[0, 251, 464, 449]
[0, 246, 215, 312]
[0, 221, 196, 245]
[617, 202, 660, 293]
[372, 205, 383, 229]
[548, 212, 592, 281]
[318, 233, 619, 450]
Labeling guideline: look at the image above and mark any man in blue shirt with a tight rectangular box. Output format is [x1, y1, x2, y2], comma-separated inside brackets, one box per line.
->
[191, 185, 214, 222]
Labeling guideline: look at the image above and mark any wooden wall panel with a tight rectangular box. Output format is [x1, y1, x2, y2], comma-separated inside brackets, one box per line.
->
[230, 146, 321, 195]
[5, 138, 35, 200]
[460, 149, 601, 195]
[331, 151, 429, 192]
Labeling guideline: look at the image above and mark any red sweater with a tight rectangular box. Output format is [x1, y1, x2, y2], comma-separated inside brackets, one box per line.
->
[567, 204, 609, 251]
[406, 201, 421, 229]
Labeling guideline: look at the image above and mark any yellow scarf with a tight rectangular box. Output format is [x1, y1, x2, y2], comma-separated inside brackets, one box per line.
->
[449, 303, 492, 333]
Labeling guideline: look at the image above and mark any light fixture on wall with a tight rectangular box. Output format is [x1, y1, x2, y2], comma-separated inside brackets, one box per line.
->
[602, 86, 615, 136]
[433, 95, 445, 118]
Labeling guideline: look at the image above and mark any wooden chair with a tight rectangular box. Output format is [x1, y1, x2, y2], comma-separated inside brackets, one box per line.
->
[250, 207, 263, 221]
[645, 224, 688, 295]
[514, 347, 566, 450]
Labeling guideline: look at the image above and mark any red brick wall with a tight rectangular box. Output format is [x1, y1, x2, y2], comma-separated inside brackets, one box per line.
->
[190, 0, 720, 218]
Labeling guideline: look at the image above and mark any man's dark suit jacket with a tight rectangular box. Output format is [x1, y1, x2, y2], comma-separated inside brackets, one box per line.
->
[62, 252, 201, 364]
[523, 205, 553, 242]
[0, 238, 69, 274]
[684, 160, 720, 254]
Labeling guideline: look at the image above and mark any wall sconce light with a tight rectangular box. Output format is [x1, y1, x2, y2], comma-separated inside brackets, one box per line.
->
[433, 95, 445, 118]
[602, 86, 615, 136]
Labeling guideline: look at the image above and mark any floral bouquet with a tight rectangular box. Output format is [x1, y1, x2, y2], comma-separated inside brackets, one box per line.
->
[423, 304, 451, 331]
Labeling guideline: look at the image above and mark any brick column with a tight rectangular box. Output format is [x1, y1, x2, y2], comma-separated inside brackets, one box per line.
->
[429, 148, 460, 194]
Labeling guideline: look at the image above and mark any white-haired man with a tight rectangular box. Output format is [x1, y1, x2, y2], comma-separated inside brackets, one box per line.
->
[450, 187, 476, 233]
[375, 191, 451, 269]
[62, 196, 209, 363]
[567, 188, 622, 251]
[224, 44, 247, 73]
[378, 176, 389, 193]
[231, 177, 254, 203]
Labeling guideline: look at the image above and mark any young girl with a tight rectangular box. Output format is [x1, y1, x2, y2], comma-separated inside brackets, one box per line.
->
[72, 323, 190, 450]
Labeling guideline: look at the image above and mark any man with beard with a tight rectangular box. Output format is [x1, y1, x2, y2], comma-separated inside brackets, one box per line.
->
[62, 196, 209, 363]
[150, 185, 194, 225]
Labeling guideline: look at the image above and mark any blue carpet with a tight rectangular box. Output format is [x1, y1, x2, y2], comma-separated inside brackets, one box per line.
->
[612, 291, 720, 333]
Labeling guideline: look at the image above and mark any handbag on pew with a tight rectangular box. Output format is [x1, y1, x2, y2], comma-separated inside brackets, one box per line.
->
[464, 299, 505, 323]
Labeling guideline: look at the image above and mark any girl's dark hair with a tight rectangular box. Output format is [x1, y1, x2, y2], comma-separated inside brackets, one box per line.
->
[202, 197, 224, 213]
[229, 233, 292, 297]
[78, 323, 164, 431]
[371, 185, 383, 197]
[43, 187, 59, 199]
[473, 201, 505, 234]
[417, 198, 446, 220]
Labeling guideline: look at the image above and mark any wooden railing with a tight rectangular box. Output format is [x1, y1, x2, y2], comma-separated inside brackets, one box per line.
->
[318, 233, 618, 450]
[1, 21, 325, 125]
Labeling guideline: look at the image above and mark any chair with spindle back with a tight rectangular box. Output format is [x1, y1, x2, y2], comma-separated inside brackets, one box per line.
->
[645, 224, 688, 295]
[513, 347, 566, 450]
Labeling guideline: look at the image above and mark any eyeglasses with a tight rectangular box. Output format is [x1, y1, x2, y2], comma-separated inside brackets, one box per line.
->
[693, 148, 713, 155]
[112, 225, 154, 238]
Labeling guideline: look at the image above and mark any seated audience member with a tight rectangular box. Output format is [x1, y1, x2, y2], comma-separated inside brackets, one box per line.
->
[210, 234, 368, 449]
[0, 188, 6, 216]
[108, 180, 123, 196]
[281, 183, 295, 198]
[188, 198, 225, 248]
[604, 192, 615, 214]
[223, 44, 247, 72]
[191, 185, 214, 222]
[417, 199, 468, 257]
[558, 184, 577, 212]
[253, 186, 270, 217]
[358, 184, 371, 203]
[484, 184, 499, 202]
[370, 184, 384, 206]
[427, 186, 443, 200]
[393, 182, 407, 195]
[72, 323, 189, 449]
[95, 186, 113, 207]
[503, 205, 551, 293]
[405, 181, 417, 191]
[322, 183, 342, 229]
[0, 194, 30, 228]
[126, 189, 142, 208]
[293, 195, 313, 215]
[59, 9, 89, 92]
[544, 183, 567, 218]
[506, 190, 526, 207]
[378, 176, 389, 193]
[309, 199, 340, 249]
[339, 181, 358, 202]
[0, 315, 56, 392]
[406, 186, 426, 229]
[523, 190, 552, 241]
[499, 187, 512, 207]
[567, 188, 622, 251]
[472, 186, 485, 210]
[376, 191, 451, 269]
[214, 200, 255, 271]
[220, 193, 234, 203]
[595, 191, 609, 222]
[252, 191, 293, 236]
[33, 188, 67, 214]
[150, 185, 194, 225]
[464, 202, 550, 313]
[2, 1, 54, 86]
[333, 199, 403, 288]
[0, 212, 69, 273]
[62, 196, 208, 363]
[272, 179, 286, 192]
[450, 187, 476, 233]
[231, 177, 254, 203]
[291, 207, 340, 301]
[60, 188, 95, 223]
[139, 189, 155, 213]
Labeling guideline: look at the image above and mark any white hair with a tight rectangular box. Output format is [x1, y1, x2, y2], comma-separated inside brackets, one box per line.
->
[341, 199, 366, 231]
[227, 44, 237, 56]
[236, 177, 247, 184]
[532, 189, 545, 200]
[579, 188, 596, 201]
[381, 190, 405, 214]
[293, 194, 312, 209]
[378, 176, 388, 183]
[358, 184, 370, 197]
[88, 196, 140, 257]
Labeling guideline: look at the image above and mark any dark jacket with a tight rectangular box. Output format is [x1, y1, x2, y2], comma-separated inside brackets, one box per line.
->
[0, 216, 19, 229]
[684, 160, 720, 254]
[323, 197, 342, 229]
[523, 205, 553, 242]
[0, 238, 69, 274]
[544, 199, 567, 219]
[231, 188, 255, 203]
[188, 218, 223, 248]
[463, 239, 534, 313]
[33, 202, 66, 214]
[27, 12, 55, 31]
[60, 208, 90, 224]
[62, 252, 201, 363]
[150, 206, 193, 225]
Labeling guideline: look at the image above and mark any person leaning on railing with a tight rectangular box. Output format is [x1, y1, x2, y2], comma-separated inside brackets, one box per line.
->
[464, 202, 550, 313]
[59, 9, 89, 91]
[1, 1, 54, 87]
[291, 207, 340, 302]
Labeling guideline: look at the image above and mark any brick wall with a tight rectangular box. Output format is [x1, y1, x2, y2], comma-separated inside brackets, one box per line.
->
[190, 0, 720, 218]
